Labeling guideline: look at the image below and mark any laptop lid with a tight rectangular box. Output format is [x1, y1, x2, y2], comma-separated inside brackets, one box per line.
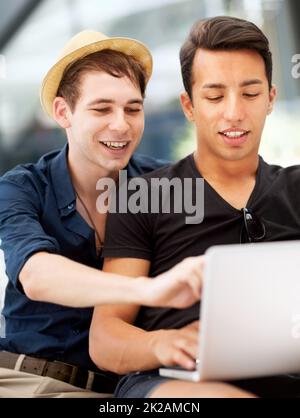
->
[198, 240, 300, 381]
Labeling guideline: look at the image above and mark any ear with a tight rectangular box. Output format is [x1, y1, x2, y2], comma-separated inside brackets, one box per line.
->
[52, 97, 72, 128]
[180, 91, 194, 122]
[267, 84, 277, 115]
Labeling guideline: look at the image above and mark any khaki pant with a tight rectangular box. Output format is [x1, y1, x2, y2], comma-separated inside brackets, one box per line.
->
[0, 367, 113, 398]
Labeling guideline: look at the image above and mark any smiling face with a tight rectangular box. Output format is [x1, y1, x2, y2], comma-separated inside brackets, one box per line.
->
[180, 48, 276, 163]
[54, 71, 144, 175]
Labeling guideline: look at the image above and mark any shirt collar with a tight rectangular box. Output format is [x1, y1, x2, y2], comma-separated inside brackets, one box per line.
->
[50, 144, 76, 212]
[49, 145, 154, 213]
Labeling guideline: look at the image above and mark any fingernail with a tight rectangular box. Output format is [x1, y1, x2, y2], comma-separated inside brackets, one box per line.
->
[187, 361, 195, 369]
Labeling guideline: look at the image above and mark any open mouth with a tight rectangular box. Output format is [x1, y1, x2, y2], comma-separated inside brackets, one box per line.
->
[99, 141, 129, 150]
[218, 129, 250, 146]
[219, 130, 250, 139]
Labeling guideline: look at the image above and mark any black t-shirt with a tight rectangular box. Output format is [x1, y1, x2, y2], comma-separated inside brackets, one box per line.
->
[103, 154, 300, 332]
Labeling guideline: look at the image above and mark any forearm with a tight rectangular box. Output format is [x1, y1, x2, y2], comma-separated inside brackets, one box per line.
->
[89, 316, 162, 374]
[89, 255, 205, 374]
[19, 252, 148, 307]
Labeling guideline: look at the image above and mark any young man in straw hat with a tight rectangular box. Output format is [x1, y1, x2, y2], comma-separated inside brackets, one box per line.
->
[90, 16, 300, 398]
[0, 30, 204, 397]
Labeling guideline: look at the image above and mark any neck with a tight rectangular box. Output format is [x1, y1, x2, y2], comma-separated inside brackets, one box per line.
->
[67, 144, 118, 203]
[194, 148, 259, 184]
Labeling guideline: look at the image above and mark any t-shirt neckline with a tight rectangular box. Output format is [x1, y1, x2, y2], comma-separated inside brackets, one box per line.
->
[187, 153, 263, 214]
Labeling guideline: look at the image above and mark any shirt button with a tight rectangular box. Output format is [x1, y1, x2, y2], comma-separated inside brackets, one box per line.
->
[68, 203, 74, 210]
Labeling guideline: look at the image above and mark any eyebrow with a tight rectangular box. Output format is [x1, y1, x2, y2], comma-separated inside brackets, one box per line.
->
[202, 79, 263, 89]
[87, 99, 144, 106]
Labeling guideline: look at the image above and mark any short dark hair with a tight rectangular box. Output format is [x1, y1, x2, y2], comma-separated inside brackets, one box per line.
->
[180, 16, 273, 99]
[57, 49, 147, 111]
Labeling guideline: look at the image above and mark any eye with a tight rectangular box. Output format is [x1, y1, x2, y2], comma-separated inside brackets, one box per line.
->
[243, 93, 260, 98]
[125, 107, 143, 113]
[207, 96, 223, 102]
[91, 108, 111, 113]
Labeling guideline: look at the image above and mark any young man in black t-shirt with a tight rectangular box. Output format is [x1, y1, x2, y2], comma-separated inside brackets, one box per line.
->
[89, 17, 300, 398]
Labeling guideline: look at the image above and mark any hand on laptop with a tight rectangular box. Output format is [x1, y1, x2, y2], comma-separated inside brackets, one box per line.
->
[150, 320, 200, 370]
[144, 256, 205, 309]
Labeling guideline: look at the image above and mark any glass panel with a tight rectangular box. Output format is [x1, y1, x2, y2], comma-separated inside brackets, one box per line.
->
[0, 0, 299, 173]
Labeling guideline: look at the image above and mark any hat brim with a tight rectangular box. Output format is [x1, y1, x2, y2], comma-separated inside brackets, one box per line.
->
[40, 37, 153, 118]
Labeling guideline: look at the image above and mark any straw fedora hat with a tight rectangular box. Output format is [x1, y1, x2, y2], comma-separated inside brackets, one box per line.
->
[40, 30, 153, 118]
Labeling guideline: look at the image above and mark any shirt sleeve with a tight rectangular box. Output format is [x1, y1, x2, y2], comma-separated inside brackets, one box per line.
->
[103, 156, 169, 261]
[103, 197, 153, 261]
[0, 174, 60, 291]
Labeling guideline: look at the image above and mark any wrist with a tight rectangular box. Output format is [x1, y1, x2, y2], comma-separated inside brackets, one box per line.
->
[131, 276, 152, 305]
[147, 329, 166, 366]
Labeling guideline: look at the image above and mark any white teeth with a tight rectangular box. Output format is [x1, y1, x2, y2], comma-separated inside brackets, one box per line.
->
[223, 131, 246, 138]
[222, 131, 247, 138]
[101, 141, 127, 148]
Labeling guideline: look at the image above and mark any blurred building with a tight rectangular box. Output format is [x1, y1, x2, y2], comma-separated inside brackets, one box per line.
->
[0, 0, 299, 173]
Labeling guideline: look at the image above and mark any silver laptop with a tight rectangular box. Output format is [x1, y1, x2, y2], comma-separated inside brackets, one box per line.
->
[159, 240, 300, 382]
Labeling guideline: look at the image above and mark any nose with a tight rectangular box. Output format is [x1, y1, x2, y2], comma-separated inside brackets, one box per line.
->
[223, 95, 245, 123]
[108, 110, 130, 134]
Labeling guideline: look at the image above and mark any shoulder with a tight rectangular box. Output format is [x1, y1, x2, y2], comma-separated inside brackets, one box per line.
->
[136, 154, 194, 181]
[0, 148, 63, 196]
[259, 157, 300, 199]
[260, 157, 300, 180]
[127, 153, 171, 177]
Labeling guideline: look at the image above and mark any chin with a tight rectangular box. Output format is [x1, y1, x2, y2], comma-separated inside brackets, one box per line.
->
[218, 147, 253, 162]
[106, 159, 129, 173]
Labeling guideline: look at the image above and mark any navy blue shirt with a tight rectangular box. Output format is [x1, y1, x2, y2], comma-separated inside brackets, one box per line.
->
[0, 145, 168, 370]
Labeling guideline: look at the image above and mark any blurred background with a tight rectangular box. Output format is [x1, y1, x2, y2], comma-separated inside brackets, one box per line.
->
[0, 0, 300, 311]
[0, 0, 299, 174]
